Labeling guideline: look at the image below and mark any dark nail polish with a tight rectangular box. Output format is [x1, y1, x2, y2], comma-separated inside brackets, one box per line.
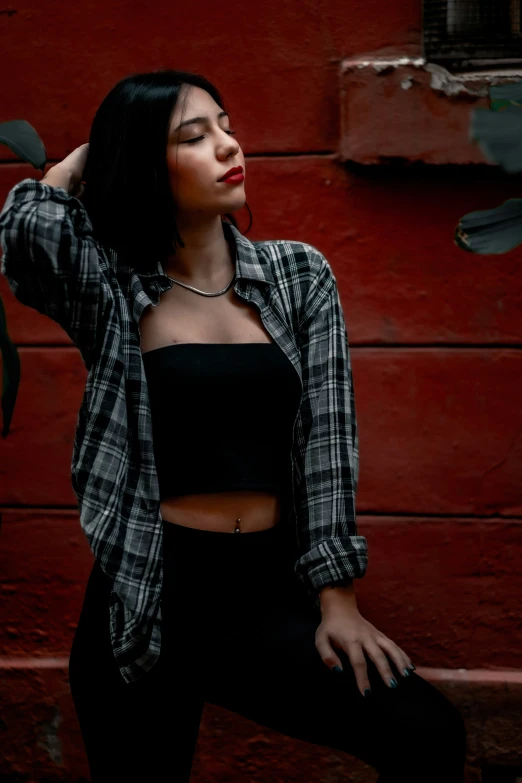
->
[332, 665, 343, 674]
[389, 678, 398, 688]
[410, 664, 416, 671]
[403, 668, 411, 677]
[364, 687, 372, 698]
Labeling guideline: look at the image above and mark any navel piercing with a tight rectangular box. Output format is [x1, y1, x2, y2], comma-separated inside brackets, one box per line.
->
[234, 517, 241, 534]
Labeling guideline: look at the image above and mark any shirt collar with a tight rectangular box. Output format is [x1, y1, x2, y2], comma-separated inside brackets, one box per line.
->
[135, 220, 275, 295]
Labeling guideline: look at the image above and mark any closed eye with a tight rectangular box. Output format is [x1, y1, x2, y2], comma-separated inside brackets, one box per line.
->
[183, 131, 237, 145]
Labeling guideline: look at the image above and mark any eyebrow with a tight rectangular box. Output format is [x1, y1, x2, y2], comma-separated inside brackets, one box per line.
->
[173, 110, 229, 133]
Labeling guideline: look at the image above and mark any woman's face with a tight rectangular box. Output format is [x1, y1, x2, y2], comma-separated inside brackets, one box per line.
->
[167, 85, 246, 219]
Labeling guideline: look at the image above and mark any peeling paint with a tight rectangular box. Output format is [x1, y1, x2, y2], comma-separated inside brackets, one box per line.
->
[342, 56, 522, 100]
[424, 63, 489, 98]
[36, 707, 63, 766]
[344, 56, 426, 72]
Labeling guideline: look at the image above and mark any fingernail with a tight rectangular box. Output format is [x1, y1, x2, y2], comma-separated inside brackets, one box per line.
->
[389, 678, 398, 688]
[331, 665, 343, 674]
[364, 688, 372, 698]
[409, 664, 416, 671]
[403, 668, 411, 677]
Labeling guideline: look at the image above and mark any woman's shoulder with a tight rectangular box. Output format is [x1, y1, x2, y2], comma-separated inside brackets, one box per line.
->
[251, 238, 336, 322]
[254, 237, 334, 282]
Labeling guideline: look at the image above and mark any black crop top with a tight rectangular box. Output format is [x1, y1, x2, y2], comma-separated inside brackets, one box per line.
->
[142, 343, 302, 501]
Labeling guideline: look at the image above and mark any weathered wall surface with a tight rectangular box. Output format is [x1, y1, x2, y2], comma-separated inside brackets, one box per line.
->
[1, 0, 521, 780]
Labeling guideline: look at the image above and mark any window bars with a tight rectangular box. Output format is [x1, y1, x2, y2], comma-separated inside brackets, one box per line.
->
[423, 0, 522, 70]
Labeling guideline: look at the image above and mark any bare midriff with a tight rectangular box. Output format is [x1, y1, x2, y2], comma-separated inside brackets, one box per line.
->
[160, 490, 282, 533]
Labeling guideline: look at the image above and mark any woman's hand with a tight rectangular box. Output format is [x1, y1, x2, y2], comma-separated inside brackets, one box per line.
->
[315, 588, 415, 697]
[42, 143, 89, 198]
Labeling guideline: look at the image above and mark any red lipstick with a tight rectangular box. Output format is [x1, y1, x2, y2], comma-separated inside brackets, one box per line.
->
[218, 166, 244, 184]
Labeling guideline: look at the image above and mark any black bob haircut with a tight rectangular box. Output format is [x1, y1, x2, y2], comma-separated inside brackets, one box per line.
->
[80, 69, 253, 274]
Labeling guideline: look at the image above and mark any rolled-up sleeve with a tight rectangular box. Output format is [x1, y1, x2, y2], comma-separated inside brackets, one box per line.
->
[0, 178, 111, 368]
[293, 257, 368, 607]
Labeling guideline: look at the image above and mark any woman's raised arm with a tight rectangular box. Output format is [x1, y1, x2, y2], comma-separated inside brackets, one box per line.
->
[0, 144, 112, 369]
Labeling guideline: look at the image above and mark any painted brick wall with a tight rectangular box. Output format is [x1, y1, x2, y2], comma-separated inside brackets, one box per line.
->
[1, 1, 521, 780]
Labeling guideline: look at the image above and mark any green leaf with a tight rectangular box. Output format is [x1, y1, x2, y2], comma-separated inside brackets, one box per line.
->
[470, 108, 522, 173]
[0, 120, 47, 171]
[490, 99, 519, 112]
[489, 81, 522, 111]
[0, 117, 44, 435]
[454, 198, 522, 254]
[0, 293, 20, 437]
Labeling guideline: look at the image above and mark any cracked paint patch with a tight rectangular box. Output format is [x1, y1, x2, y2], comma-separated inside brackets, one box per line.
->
[36, 707, 63, 766]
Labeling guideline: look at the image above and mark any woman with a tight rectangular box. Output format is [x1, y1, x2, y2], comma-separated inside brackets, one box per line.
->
[0, 69, 466, 782]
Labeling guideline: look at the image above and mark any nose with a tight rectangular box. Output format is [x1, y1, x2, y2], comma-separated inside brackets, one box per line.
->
[220, 131, 239, 156]
[224, 141, 239, 158]
[221, 148, 239, 164]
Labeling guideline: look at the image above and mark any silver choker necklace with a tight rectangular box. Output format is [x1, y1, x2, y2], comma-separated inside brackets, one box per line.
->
[166, 270, 236, 297]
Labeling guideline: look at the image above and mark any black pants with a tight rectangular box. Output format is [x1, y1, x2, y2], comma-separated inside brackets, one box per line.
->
[69, 518, 467, 783]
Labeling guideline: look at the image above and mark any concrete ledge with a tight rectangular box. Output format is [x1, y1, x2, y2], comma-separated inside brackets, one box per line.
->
[1, 658, 521, 782]
[339, 52, 522, 165]
[421, 667, 522, 684]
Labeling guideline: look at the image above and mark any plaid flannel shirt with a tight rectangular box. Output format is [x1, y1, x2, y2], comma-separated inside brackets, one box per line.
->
[0, 178, 368, 684]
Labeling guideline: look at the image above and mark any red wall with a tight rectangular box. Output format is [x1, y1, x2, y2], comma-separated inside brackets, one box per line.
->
[1, 1, 521, 780]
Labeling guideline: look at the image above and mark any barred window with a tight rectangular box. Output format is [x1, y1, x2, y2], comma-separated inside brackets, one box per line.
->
[423, 0, 522, 70]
